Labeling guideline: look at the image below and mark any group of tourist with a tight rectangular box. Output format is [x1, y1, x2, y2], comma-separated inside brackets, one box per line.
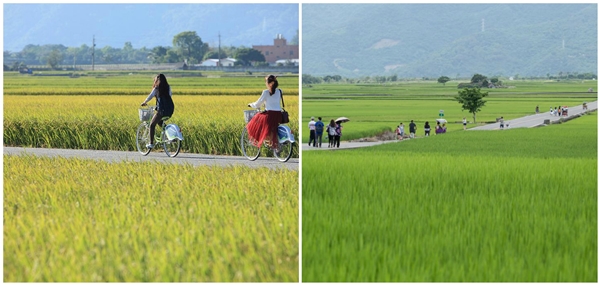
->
[308, 117, 342, 148]
[550, 106, 567, 116]
[396, 119, 451, 139]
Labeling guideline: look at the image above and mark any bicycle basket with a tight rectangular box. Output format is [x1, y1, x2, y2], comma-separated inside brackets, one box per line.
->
[244, 110, 259, 123]
[139, 108, 155, 121]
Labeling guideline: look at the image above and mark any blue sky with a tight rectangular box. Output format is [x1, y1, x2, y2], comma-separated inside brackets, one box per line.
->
[3, 3, 299, 52]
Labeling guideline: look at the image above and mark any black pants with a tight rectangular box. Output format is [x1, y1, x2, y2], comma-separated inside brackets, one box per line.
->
[150, 111, 169, 144]
[328, 135, 333, 147]
[309, 130, 316, 146]
[316, 133, 322, 147]
[334, 135, 340, 148]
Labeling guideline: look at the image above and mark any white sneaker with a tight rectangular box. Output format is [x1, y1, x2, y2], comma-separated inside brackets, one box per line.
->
[146, 143, 154, 149]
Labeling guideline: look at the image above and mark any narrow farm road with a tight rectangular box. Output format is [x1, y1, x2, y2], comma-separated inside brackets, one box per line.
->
[4, 147, 298, 170]
[469, 101, 597, 130]
[303, 101, 597, 151]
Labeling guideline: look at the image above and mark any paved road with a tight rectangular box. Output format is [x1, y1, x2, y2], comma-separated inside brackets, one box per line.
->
[469, 101, 597, 130]
[4, 147, 298, 170]
[302, 139, 401, 151]
[303, 101, 597, 151]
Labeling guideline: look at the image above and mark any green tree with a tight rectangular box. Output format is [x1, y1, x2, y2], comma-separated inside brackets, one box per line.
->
[233, 48, 265, 66]
[149, 46, 168, 63]
[470, 73, 487, 84]
[455, 87, 488, 123]
[172, 31, 208, 64]
[437, 76, 450, 86]
[203, 50, 228, 60]
[45, 49, 63, 69]
[289, 29, 299, 45]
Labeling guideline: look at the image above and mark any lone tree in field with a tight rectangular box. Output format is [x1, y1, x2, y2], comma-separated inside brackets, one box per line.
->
[437, 76, 450, 86]
[455, 87, 488, 123]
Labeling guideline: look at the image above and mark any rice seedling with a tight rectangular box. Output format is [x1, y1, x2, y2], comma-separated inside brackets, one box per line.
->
[301, 112, 597, 282]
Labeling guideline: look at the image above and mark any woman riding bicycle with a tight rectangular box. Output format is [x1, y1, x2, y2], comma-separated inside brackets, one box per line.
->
[246, 74, 283, 151]
[140, 73, 174, 149]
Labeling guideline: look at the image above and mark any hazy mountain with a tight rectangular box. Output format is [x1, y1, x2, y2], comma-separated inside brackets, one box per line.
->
[302, 4, 597, 78]
[4, 4, 299, 52]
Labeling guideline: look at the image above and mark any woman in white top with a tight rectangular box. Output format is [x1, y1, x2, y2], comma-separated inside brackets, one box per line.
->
[246, 75, 283, 150]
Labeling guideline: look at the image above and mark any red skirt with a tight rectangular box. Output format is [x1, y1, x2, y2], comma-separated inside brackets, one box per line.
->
[246, 110, 282, 149]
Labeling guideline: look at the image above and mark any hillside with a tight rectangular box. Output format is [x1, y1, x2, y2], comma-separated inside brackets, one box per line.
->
[302, 4, 597, 78]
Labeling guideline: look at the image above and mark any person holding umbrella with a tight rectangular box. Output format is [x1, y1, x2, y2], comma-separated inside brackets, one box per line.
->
[333, 117, 348, 148]
[334, 122, 342, 148]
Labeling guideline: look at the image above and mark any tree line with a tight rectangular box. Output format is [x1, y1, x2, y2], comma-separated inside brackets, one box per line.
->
[303, 72, 597, 87]
[3, 30, 292, 71]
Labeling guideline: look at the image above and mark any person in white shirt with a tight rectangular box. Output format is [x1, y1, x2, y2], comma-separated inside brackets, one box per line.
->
[308, 117, 316, 147]
[247, 75, 283, 150]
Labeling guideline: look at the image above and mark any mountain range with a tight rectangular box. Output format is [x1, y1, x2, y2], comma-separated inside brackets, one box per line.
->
[4, 4, 299, 52]
[302, 4, 597, 78]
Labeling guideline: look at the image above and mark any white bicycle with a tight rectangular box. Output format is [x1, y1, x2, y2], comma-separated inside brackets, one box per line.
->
[136, 106, 183, 157]
[240, 109, 295, 162]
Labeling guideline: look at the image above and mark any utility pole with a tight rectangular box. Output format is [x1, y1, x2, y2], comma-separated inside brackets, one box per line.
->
[218, 32, 221, 67]
[92, 35, 96, 71]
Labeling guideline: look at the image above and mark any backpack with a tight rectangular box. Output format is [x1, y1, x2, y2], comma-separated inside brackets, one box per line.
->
[328, 125, 337, 136]
[315, 122, 324, 133]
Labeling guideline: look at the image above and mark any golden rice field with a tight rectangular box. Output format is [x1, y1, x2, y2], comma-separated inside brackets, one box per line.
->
[3, 73, 299, 157]
[4, 155, 299, 282]
[4, 72, 300, 282]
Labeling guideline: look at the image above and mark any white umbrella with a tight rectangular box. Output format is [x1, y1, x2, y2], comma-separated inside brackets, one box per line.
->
[436, 118, 447, 124]
[336, 117, 350, 123]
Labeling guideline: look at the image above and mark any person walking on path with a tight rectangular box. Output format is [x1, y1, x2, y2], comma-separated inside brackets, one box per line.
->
[399, 123, 405, 139]
[308, 116, 316, 147]
[535, 105, 540, 114]
[409, 120, 417, 138]
[462, 117, 467, 130]
[396, 125, 401, 140]
[326, 119, 337, 148]
[499, 116, 505, 129]
[424, 121, 431, 136]
[315, 117, 324, 148]
[334, 122, 343, 148]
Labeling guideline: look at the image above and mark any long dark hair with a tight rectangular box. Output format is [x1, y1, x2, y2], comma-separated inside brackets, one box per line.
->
[153, 73, 170, 98]
[266, 74, 279, 95]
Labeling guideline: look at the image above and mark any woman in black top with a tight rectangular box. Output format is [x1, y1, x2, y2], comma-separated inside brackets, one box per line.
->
[140, 73, 174, 149]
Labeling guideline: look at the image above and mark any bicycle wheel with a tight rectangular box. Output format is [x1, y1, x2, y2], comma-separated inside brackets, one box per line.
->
[274, 141, 293, 162]
[136, 123, 152, 155]
[162, 131, 181, 157]
[241, 126, 260, 161]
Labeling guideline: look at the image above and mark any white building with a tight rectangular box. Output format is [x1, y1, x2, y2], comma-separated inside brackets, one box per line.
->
[274, 59, 299, 66]
[199, 58, 237, 67]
